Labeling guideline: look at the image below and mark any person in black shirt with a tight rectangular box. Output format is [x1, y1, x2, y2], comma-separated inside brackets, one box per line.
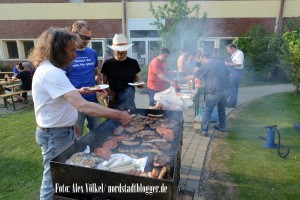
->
[101, 34, 141, 111]
[11, 64, 32, 103]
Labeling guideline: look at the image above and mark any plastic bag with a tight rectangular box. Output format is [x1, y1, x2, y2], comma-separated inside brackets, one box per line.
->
[196, 105, 219, 123]
[154, 87, 184, 110]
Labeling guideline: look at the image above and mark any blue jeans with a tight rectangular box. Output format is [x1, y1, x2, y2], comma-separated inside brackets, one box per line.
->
[201, 89, 231, 132]
[148, 88, 156, 106]
[228, 68, 243, 107]
[108, 86, 136, 111]
[35, 126, 75, 200]
[75, 111, 101, 139]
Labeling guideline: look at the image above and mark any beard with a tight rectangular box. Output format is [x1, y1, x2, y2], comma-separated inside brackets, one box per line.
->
[115, 51, 127, 61]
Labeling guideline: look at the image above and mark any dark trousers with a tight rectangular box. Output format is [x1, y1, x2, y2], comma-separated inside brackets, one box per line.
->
[228, 68, 243, 107]
[108, 86, 136, 111]
[147, 88, 157, 106]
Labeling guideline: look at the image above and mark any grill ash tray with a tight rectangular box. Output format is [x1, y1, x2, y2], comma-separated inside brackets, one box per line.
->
[51, 109, 183, 200]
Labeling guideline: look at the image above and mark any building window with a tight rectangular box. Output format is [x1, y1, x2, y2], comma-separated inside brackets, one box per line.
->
[1, 40, 35, 60]
[22, 41, 34, 58]
[91, 41, 104, 58]
[220, 38, 235, 56]
[6, 41, 19, 59]
[130, 30, 159, 38]
[220, 39, 234, 49]
[68, 0, 84, 2]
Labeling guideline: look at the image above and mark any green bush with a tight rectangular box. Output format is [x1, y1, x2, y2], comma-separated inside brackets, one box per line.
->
[235, 24, 285, 81]
[281, 31, 300, 92]
[0, 63, 10, 71]
[139, 64, 148, 83]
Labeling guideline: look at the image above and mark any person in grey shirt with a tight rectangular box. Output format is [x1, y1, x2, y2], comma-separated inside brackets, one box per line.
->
[187, 52, 231, 136]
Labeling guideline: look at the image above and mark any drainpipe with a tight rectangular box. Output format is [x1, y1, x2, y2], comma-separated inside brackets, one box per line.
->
[122, 0, 127, 37]
[277, 0, 285, 33]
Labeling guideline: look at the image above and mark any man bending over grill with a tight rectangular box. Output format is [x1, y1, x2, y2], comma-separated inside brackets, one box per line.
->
[186, 52, 231, 136]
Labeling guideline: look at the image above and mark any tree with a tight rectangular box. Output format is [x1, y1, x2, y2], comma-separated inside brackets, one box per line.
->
[235, 24, 282, 80]
[149, 0, 206, 69]
[281, 31, 300, 92]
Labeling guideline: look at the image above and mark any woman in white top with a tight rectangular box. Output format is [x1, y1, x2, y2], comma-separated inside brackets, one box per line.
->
[28, 27, 132, 200]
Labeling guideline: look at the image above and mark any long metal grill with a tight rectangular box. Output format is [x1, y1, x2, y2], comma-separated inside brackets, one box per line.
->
[51, 109, 183, 200]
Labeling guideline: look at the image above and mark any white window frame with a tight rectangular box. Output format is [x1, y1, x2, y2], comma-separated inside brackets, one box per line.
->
[19, 40, 35, 59]
[0, 39, 35, 60]
[2, 40, 19, 60]
[68, 0, 84, 3]
[89, 39, 106, 59]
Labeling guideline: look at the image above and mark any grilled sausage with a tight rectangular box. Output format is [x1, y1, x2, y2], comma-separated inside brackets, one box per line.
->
[158, 166, 167, 179]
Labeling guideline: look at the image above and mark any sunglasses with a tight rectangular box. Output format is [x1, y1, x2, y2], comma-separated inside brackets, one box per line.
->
[77, 33, 91, 41]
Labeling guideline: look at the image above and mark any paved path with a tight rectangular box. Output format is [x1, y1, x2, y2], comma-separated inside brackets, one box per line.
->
[135, 84, 294, 200]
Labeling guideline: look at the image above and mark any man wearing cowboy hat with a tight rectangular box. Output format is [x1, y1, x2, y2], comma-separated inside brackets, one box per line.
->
[101, 34, 141, 111]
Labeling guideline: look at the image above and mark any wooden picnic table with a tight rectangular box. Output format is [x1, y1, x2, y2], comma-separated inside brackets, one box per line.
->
[0, 72, 14, 74]
[0, 80, 29, 111]
[0, 80, 21, 94]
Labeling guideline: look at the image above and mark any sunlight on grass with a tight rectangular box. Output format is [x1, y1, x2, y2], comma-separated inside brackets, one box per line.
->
[0, 108, 41, 200]
[226, 92, 300, 200]
[0, 108, 108, 199]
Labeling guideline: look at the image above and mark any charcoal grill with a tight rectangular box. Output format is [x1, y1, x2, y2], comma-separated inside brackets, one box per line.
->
[51, 109, 183, 200]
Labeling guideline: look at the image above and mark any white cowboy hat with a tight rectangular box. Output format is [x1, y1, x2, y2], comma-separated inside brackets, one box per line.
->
[108, 34, 133, 51]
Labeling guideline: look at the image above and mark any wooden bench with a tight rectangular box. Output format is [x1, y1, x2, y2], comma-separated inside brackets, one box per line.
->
[3, 83, 21, 90]
[0, 90, 31, 111]
[0, 72, 14, 74]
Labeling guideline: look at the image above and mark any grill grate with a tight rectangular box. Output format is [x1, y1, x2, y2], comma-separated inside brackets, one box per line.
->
[51, 109, 184, 200]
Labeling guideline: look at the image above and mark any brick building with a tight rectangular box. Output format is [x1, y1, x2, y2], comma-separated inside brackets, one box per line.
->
[0, 0, 299, 68]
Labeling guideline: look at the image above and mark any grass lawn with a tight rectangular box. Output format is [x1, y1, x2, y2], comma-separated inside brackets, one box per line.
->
[0, 107, 101, 200]
[225, 92, 300, 199]
[0, 107, 41, 200]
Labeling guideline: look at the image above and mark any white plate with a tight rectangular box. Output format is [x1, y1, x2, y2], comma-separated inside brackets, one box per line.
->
[128, 81, 145, 86]
[88, 84, 109, 91]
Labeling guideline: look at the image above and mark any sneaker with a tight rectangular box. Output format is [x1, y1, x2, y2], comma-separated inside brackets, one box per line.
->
[214, 125, 226, 132]
[195, 129, 208, 137]
[24, 99, 28, 104]
[200, 130, 208, 137]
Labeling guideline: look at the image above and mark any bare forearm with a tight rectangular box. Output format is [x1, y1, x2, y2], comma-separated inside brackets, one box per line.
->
[157, 73, 171, 83]
[102, 74, 108, 84]
[226, 62, 242, 67]
[63, 90, 131, 125]
[95, 74, 101, 84]
[78, 101, 121, 120]
[135, 73, 141, 82]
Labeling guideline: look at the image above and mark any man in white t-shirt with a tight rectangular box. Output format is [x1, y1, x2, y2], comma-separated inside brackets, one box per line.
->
[29, 28, 132, 200]
[225, 44, 244, 108]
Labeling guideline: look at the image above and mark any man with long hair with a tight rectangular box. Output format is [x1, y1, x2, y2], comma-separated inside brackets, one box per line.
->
[29, 27, 132, 200]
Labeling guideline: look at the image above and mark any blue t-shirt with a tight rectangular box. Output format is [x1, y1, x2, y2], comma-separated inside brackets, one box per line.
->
[13, 66, 19, 75]
[66, 47, 98, 102]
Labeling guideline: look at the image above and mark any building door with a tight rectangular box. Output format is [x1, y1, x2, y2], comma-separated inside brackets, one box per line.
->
[131, 39, 161, 67]
[202, 40, 216, 54]
[132, 40, 146, 67]
[148, 40, 160, 62]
